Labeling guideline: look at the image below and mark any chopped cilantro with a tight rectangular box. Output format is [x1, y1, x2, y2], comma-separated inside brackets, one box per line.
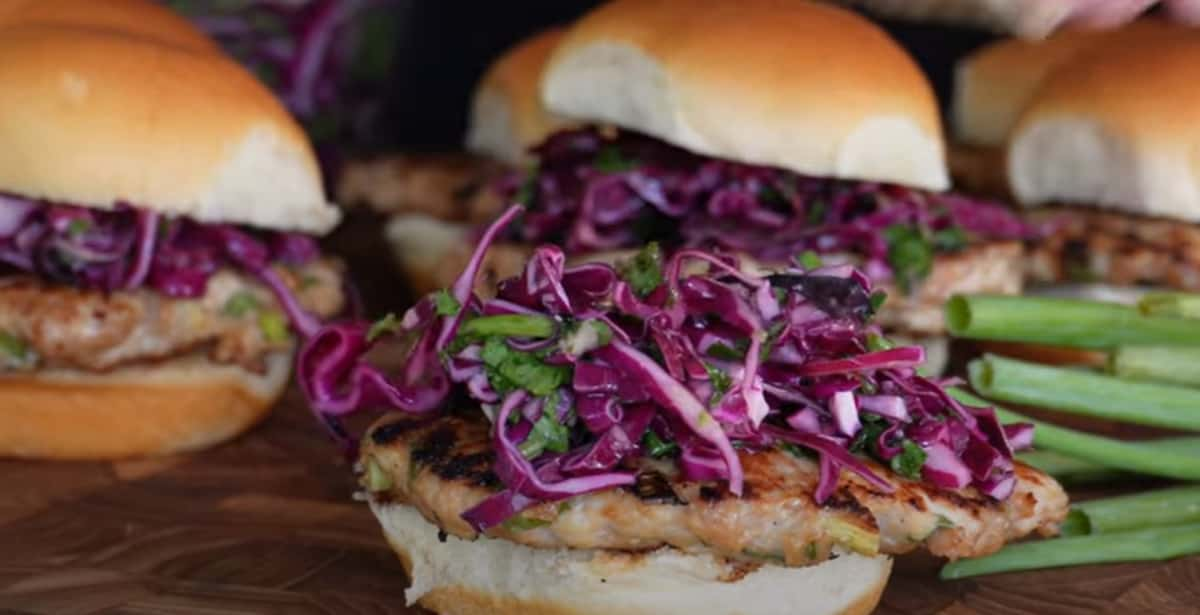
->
[258, 311, 290, 343]
[866, 332, 895, 352]
[807, 199, 828, 225]
[66, 218, 90, 237]
[884, 225, 933, 294]
[795, 250, 823, 270]
[759, 321, 787, 361]
[931, 226, 968, 252]
[704, 362, 733, 399]
[779, 442, 815, 460]
[642, 430, 679, 458]
[433, 289, 461, 316]
[366, 313, 401, 342]
[758, 185, 785, 206]
[890, 440, 927, 481]
[618, 242, 664, 297]
[515, 167, 539, 206]
[869, 290, 888, 314]
[520, 396, 571, 459]
[480, 337, 569, 396]
[593, 145, 638, 173]
[849, 414, 888, 456]
[706, 340, 747, 361]
[222, 291, 260, 318]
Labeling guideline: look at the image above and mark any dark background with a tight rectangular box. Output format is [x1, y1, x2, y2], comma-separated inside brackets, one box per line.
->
[378, 2, 996, 152]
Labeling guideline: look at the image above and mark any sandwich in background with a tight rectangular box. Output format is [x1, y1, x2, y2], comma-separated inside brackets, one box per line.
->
[0, 1, 345, 459]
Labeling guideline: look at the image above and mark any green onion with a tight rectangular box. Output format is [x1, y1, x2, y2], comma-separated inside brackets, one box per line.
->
[222, 291, 261, 317]
[969, 355, 1200, 432]
[642, 430, 679, 458]
[458, 314, 557, 339]
[940, 523, 1200, 579]
[949, 389, 1200, 481]
[258, 311, 290, 343]
[1015, 444, 1200, 484]
[1109, 346, 1200, 387]
[433, 289, 461, 316]
[1138, 292, 1200, 319]
[1062, 486, 1200, 537]
[945, 295, 1200, 348]
[366, 313, 400, 342]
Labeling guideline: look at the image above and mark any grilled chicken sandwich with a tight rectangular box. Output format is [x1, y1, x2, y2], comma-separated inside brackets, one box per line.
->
[338, 28, 570, 231]
[953, 24, 1200, 297]
[298, 207, 1068, 615]
[0, 2, 344, 459]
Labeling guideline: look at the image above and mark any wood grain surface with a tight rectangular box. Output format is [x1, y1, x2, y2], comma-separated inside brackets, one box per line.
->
[1, 215, 1197, 614]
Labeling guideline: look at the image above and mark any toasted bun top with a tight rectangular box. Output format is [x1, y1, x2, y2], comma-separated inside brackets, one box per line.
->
[542, 0, 948, 191]
[953, 20, 1175, 147]
[0, 24, 339, 234]
[1007, 35, 1200, 221]
[466, 28, 574, 165]
[0, 0, 218, 52]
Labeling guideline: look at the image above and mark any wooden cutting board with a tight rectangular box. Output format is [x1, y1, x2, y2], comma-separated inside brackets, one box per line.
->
[1, 216, 1197, 614]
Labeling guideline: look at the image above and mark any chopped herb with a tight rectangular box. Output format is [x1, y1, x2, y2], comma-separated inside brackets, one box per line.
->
[480, 337, 569, 396]
[890, 440, 927, 481]
[805, 542, 818, 561]
[849, 414, 888, 456]
[258, 311, 290, 343]
[773, 287, 788, 305]
[795, 250, 823, 270]
[433, 289, 461, 316]
[66, 218, 90, 237]
[706, 340, 748, 361]
[515, 167, 539, 206]
[869, 290, 888, 314]
[931, 226, 968, 252]
[866, 332, 895, 352]
[367, 312, 401, 342]
[807, 199, 828, 225]
[520, 397, 571, 459]
[759, 321, 787, 361]
[704, 362, 733, 399]
[222, 291, 260, 317]
[0, 331, 27, 360]
[593, 145, 638, 173]
[299, 274, 321, 290]
[502, 514, 552, 532]
[618, 242, 664, 297]
[758, 185, 785, 206]
[884, 225, 933, 294]
[642, 430, 679, 458]
[779, 442, 815, 460]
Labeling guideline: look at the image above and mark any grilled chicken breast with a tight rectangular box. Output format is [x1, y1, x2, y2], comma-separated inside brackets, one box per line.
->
[360, 412, 1067, 567]
[0, 260, 344, 372]
[338, 154, 505, 224]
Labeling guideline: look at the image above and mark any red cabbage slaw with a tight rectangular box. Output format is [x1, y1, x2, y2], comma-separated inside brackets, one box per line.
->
[504, 127, 1039, 290]
[0, 193, 323, 337]
[298, 204, 1033, 531]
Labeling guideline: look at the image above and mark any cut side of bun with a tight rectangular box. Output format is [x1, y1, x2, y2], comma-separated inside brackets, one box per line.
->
[1008, 35, 1200, 221]
[0, 351, 290, 459]
[0, 23, 338, 234]
[371, 499, 891, 615]
[466, 28, 573, 165]
[542, 0, 947, 191]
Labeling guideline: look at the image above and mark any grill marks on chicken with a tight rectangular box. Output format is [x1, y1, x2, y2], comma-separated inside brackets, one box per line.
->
[361, 413, 1068, 567]
[0, 259, 344, 372]
[1027, 206, 1200, 290]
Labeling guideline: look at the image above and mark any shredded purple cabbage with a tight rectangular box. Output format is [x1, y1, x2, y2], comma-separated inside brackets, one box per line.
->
[299, 205, 1033, 531]
[0, 194, 323, 333]
[502, 127, 1039, 288]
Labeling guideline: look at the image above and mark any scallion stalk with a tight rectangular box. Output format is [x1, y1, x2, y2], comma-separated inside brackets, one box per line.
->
[1109, 346, 1200, 387]
[949, 389, 1200, 481]
[1062, 486, 1200, 537]
[1018, 437, 1200, 484]
[940, 523, 1200, 579]
[945, 295, 1200, 348]
[458, 314, 557, 339]
[969, 355, 1200, 432]
[1138, 292, 1200, 319]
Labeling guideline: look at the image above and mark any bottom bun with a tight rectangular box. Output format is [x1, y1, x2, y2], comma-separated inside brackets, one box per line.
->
[370, 499, 892, 615]
[0, 351, 291, 459]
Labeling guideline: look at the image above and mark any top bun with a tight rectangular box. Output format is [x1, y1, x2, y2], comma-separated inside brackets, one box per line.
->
[0, 22, 339, 234]
[542, 0, 948, 191]
[953, 20, 1175, 147]
[465, 28, 574, 166]
[0, 0, 218, 53]
[820, 0, 1072, 39]
[1007, 35, 1200, 222]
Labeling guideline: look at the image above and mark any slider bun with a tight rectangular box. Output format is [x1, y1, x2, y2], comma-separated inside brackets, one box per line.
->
[952, 20, 1174, 147]
[466, 28, 574, 165]
[819, 0, 1072, 39]
[542, 0, 948, 191]
[372, 499, 891, 615]
[0, 24, 339, 233]
[0, 351, 290, 460]
[1008, 35, 1200, 221]
[0, 0, 218, 52]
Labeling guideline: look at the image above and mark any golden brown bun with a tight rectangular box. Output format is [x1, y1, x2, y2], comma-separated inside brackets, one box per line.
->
[0, 351, 290, 460]
[0, 24, 339, 233]
[466, 28, 574, 165]
[542, 0, 948, 191]
[371, 499, 891, 615]
[821, 0, 1075, 38]
[953, 20, 1176, 147]
[1008, 34, 1200, 222]
[0, 0, 218, 52]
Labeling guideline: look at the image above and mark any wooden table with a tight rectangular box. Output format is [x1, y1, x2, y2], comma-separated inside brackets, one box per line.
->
[2, 215, 1198, 614]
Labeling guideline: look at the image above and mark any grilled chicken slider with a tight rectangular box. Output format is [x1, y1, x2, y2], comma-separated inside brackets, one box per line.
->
[0, 7, 344, 459]
[298, 206, 1067, 615]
